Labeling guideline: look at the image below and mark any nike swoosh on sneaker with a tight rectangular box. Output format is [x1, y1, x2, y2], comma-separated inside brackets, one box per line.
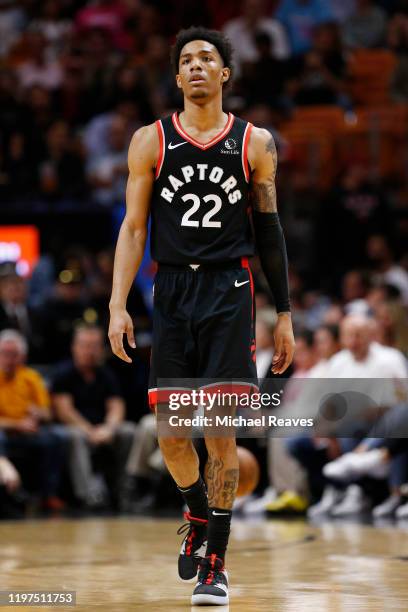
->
[234, 280, 250, 288]
[168, 141, 188, 149]
[212, 511, 230, 516]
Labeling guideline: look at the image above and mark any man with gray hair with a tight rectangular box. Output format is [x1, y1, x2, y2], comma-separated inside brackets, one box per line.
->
[288, 314, 407, 518]
[0, 329, 65, 511]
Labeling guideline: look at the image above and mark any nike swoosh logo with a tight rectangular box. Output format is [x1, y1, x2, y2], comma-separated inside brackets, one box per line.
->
[168, 141, 188, 149]
[235, 280, 250, 288]
[212, 511, 230, 516]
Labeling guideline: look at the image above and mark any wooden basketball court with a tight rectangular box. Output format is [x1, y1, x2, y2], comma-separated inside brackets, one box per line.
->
[1, 517, 408, 610]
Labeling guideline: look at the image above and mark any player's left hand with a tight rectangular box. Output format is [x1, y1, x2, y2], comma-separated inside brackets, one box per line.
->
[108, 307, 136, 363]
[272, 314, 295, 375]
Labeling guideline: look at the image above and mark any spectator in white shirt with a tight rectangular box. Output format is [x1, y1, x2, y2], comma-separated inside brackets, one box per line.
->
[322, 323, 407, 519]
[326, 314, 407, 380]
[287, 314, 407, 517]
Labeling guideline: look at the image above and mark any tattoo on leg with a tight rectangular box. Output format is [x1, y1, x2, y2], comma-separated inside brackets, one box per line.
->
[222, 468, 239, 508]
[206, 456, 239, 509]
[206, 455, 224, 507]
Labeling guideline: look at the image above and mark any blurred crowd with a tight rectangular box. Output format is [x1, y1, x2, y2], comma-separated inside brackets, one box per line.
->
[1, 0, 408, 205]
[0, 0, 407, 521]
[238, 311, 408, 521]
[0, 231, 407, 519]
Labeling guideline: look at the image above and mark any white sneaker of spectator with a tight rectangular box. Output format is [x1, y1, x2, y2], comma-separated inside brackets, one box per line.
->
[323, 450, 389, 482]
[86, 474, 109, 507]
[307, 486, 345, 518]
[330, 484, 371, 516]
[233, 493, 255, 512]
[396, 501, 408, 520]
[372, 494, 403, 519]
[0, 457, 21, 493]
[242, 487, 277, 514]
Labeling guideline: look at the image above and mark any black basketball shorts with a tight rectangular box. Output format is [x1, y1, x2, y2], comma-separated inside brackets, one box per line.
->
[148, 257, 257, 409]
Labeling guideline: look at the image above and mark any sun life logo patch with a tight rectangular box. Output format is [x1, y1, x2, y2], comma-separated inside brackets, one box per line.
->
[221, 138, 239, 155]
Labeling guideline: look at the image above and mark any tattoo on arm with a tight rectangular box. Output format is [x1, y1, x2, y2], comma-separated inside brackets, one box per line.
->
[266, 135, 277, 159]
[250, 181, 277, 213]
[250, 135, 278, 213]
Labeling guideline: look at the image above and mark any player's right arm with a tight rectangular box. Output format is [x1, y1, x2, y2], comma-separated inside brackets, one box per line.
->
[108, 123, 158, 363]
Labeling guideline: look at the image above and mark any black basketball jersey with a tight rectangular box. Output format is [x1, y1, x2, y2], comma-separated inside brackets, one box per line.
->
[150, 112, 255, 264]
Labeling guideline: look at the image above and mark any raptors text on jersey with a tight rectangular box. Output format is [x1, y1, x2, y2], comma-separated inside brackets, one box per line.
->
[150, 112, 255, 264]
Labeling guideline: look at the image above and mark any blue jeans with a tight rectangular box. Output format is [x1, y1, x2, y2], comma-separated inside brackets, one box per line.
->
[1, 425, 67, 497]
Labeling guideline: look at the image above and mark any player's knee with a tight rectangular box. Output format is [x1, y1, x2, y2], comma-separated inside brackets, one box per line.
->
[158, 436, 191, 460]
[205, 436, 236, 457]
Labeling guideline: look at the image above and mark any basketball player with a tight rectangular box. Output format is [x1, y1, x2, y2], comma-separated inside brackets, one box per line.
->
[109, 26, 295, 606]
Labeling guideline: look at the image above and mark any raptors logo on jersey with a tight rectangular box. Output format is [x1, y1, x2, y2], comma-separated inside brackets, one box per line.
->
[150, 112, 255, 264]
[160, 163, 242, 204]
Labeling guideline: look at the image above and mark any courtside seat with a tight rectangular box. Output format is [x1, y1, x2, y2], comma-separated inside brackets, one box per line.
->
[348, 50, 397, 107]
[280, 123, 335, 191]
[280, 107, 347, 190]
[338, 104, 408, 179]
[291, 106, 346, 133]
[355, 104, 408, 133]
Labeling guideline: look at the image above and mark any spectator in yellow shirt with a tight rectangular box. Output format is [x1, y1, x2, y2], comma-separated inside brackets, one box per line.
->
[0, 329, 65, 511]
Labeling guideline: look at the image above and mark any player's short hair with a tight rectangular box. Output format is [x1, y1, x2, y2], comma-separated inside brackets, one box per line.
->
[171, 26, 234, 82]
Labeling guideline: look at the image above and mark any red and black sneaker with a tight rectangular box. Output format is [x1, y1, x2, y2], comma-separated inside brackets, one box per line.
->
[177, 511, 208, 580]
[191, 554, 229, 606]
